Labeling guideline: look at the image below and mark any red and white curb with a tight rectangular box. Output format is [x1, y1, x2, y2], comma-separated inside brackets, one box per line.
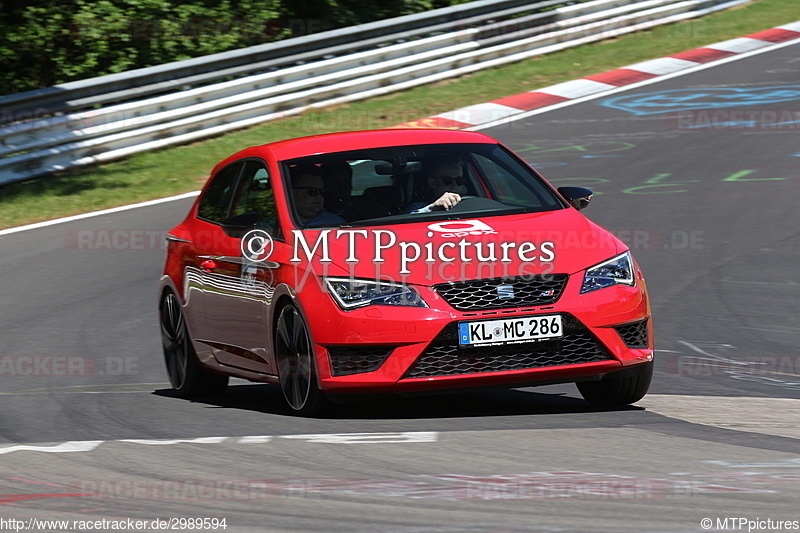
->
[393, 21, 800, 130]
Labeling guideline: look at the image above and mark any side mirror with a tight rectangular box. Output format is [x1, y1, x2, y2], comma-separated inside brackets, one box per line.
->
[557, 186, 593, 211]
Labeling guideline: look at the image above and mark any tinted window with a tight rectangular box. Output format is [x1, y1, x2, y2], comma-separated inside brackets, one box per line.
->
[230, 160, 279, 235]
[197, 163, 241, 223]
[281, 143, 564, 226]
[471, 146, 557, 208]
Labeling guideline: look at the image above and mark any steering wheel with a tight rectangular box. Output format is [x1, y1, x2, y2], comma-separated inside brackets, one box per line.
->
[445, 195, 506, 213]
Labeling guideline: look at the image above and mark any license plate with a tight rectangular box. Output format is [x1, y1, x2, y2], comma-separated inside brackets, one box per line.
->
[458, 314, 563, 347]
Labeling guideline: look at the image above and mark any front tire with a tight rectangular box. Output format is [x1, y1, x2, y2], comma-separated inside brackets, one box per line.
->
[577, 361, 653, 407]
[160, 291, 228, 398]
[275, 303, 327, 416]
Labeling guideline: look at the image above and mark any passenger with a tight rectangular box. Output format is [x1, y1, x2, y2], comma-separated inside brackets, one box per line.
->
[290, 164, 345, 226]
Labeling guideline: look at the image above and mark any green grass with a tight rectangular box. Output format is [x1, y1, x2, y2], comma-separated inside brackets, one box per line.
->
[1, 0, 798, 229]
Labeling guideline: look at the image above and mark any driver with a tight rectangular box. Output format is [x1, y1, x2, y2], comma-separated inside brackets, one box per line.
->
[407, 157, 465, 213]
[290, 164, 345, 226]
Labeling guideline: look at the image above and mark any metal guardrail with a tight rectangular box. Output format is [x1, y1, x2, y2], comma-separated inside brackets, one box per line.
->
[0, 0, 749, 185]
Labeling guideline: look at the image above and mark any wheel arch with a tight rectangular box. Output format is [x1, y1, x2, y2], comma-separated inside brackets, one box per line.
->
[267, 286, 324, 387]
[158, 274, 182, 307]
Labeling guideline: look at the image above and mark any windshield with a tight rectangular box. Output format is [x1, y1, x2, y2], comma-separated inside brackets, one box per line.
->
[281, 143, 566, 227]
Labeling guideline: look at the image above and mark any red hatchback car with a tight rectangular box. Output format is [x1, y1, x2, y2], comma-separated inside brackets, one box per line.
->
[159, 129, 653, 415]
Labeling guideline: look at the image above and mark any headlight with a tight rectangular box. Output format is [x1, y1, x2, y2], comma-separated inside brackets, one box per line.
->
[580, 251, 635, 294]
[323, 278, 428, 309]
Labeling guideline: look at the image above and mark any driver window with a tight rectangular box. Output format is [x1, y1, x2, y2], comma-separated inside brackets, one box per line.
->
[230, 160, 280, 236]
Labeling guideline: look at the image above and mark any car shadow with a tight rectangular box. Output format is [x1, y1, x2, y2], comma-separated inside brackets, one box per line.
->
[153, 383, 643, 419]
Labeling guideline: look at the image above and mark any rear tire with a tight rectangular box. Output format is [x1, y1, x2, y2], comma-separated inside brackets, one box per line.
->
[577, 361, 653, 407]
[275, 303, 328, 416]
[160, 291, 228, 399]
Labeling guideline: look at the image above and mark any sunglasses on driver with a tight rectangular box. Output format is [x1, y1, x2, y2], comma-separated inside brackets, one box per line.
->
[432, 175, 466, 186]
[293, 186, 326, 197]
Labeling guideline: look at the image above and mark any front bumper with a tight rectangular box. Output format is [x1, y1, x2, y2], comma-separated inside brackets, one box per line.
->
[303, 273, 653, 394]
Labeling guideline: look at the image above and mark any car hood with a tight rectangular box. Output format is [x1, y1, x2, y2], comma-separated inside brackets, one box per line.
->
[293, 209, 625, 285]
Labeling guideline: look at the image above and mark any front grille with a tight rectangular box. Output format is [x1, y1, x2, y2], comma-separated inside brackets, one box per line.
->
[434, 275, 568, 311]
[614, 319, 649, 348]
[402, 314, 612, 379]
[327, 345, 395, 376]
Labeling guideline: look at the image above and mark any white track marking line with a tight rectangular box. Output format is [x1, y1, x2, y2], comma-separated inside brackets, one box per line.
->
[0, 432, 439, 455]
[280, 432, 439, 444]
[0, 441, 104, 455]
[119, 437, 228, 445]
[0, 191, 199, 236]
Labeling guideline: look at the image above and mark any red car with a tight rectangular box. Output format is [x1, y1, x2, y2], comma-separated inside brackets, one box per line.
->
[159, 129, 653, 415]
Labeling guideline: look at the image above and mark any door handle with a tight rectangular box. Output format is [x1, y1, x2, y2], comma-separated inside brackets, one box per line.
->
[200, 259, 218, 273]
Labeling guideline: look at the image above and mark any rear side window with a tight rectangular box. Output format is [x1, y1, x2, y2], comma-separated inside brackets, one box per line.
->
[197, 163, 241, 223]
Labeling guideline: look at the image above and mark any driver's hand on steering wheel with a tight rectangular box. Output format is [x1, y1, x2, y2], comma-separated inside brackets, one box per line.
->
[429, 192, 462, 211]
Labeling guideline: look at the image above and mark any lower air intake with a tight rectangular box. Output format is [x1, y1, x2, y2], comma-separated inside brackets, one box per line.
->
[327, 345, 395, 376]
[614, 319, 649, 348]
[403, 314, 612, 379]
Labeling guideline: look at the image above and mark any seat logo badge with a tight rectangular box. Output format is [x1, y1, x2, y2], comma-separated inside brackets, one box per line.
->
[497, 285, 515, 299]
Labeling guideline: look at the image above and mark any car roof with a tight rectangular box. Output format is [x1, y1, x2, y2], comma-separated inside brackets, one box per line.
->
[218, 129, 498, 169]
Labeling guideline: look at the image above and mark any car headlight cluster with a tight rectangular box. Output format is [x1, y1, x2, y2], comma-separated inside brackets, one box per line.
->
[324, 278, 428, 309]
[580, 251, 635, 294]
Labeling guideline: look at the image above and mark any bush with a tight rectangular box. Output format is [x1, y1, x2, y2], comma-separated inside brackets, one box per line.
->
[0, 0, 453, 95]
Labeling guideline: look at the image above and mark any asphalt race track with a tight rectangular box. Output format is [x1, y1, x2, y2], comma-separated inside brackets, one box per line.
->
[0, 41, 798, 532]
